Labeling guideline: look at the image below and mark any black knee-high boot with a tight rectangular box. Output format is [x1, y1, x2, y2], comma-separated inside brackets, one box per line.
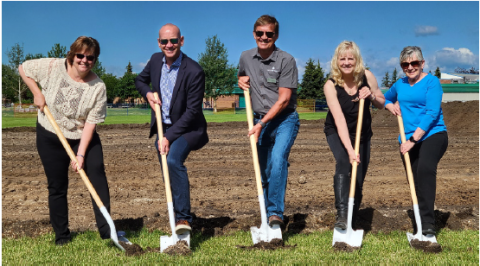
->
[334, 174, 349, 230]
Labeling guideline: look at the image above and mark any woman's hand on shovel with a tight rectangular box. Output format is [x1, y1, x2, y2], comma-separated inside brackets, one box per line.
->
[70, 155, 84, 173]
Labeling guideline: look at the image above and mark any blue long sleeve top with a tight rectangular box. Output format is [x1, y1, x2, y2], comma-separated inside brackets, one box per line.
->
[384, 74, 447, 144]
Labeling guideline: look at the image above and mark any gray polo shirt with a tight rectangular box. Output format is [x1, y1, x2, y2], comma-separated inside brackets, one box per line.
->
[238, 46, 298, 115]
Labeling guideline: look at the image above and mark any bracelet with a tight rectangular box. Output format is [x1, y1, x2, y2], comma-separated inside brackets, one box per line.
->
[258, 120, 266, 128]
[77, 154, 84, 158]
[370, 94, 376, 101]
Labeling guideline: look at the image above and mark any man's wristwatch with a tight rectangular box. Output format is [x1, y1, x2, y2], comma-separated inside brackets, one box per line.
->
[409, 136, 417, 144]
[258, 120, 266, 128]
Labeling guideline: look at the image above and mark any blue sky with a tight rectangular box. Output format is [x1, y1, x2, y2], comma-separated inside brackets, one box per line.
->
[2, 1, 479, 83]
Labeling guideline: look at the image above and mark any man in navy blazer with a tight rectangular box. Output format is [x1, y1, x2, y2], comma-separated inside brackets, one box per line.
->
[135, 23, 208, 234]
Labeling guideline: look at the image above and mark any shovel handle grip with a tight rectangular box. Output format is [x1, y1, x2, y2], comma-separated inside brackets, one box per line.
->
[243, 90, 264, 197]
[396, 115, 418, 205]
[153, 93, 173, 203]
[43, 106, 104, 208]
[349, 98, 364, 198]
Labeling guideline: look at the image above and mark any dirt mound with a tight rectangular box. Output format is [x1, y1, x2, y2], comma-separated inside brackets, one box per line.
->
[2, 101, 478, 242]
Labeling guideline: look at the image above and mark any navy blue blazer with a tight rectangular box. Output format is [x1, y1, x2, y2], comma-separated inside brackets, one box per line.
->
[135, 52, 208, 151]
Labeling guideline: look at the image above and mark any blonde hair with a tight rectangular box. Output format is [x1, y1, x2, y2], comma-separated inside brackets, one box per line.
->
[329, 41, 365, 88]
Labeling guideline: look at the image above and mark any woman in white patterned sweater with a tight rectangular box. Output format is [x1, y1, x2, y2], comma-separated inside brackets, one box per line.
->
[19, 36, 111, 246]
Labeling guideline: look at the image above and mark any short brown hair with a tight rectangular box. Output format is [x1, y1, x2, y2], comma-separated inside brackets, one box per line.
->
[66, 36, 100, 65]
[254, 15, 279, 36]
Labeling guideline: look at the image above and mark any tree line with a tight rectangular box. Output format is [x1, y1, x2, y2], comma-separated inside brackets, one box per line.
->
[10, 37, 451, 108]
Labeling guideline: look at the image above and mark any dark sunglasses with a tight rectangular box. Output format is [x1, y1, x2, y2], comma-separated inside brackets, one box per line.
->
[75, 54, 95, 61]
[400, 60, 422, 68]
[255, 31, 275, 38]
[159, 38, 179, 45]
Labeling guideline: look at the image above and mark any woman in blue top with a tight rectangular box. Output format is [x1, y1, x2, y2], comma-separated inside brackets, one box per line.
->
[384, 46, 448, 236]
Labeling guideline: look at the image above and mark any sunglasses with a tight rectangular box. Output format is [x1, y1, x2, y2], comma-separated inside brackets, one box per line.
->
[400, 60, 422, 68]
[75, 54, 95, 61]
[159, 38, 179, 45]
[255, 31, 275, 38]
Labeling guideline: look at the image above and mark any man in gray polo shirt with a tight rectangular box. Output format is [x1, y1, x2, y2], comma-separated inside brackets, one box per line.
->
[238, 14, 300, 227]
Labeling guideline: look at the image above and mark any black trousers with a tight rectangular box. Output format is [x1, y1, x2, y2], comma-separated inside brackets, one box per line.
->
[326, 132, 371, 209]
[401, 131, 448, 226]
[36, 122, 111, 242]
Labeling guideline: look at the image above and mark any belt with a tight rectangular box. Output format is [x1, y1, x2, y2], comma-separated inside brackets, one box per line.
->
[254, 108, 295, 119]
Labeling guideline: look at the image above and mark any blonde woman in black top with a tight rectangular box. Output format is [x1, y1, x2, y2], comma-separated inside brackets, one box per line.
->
[324, 41, 385, 229]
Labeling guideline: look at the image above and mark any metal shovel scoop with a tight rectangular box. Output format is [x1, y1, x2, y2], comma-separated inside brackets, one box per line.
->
[332, 99, 365, 248]
[43, 106, 125, 252]
[153, 93, 191, 252]
[244, 90, 283, 244]
[397, 115, 437, 245]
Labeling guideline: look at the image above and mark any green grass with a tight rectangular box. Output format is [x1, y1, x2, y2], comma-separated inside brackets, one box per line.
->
[1, 110, 327, 128]
[3, 229, 478, 264]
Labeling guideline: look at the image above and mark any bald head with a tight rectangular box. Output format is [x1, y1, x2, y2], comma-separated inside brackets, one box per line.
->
[159, 23, 181, 39]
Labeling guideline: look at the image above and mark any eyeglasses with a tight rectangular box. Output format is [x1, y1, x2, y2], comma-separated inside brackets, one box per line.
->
[75, 54, 95, 61]
[159, 38, 179, 45]
[255, 31, 275, 38]
[400, 60, 422, 68]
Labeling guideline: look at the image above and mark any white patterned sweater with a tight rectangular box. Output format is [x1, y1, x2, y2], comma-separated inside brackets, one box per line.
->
[23, 58, 107, 139]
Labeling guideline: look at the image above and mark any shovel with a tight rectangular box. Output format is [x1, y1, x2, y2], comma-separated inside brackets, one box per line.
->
[397, 115, 437, 245]
[332, 98, 365, 248]
[244, 89, 282, 244]
[43, 106, 126, 251]
[152, 93, 191, 252]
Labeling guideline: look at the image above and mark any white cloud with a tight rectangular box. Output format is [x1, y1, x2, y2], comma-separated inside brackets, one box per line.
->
[429, 47, 479, 73]
[415, 25, 439, 37]
[385, 57, 399, 68]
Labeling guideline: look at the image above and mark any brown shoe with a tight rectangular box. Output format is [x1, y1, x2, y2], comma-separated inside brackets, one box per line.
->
[175, 220, 191, 235]
[268, 215, 284, 227]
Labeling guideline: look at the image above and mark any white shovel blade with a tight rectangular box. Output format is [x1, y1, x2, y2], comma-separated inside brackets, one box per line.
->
[100, 206, 125, 251]
[160, 232, 191, 252]
[332, 227, 364, 248]
[250, 223, 282, 244]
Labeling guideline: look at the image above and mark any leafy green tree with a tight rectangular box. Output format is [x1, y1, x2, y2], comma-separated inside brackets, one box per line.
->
[92, 59, 106, 77]
[434, 67, 441, 79]
[47, 43, 67, 58]
[2, 64, 19, 103]
[381, 71, 390, 88]
[198, 35, 237, 112]
[101, 73, 119, 103]
[391, 68, 398, 85]
[299, 58, 325, 100]
[6, 43, 28, 104]
[115, 62, 138, 104]
[25, 53, 45, 60]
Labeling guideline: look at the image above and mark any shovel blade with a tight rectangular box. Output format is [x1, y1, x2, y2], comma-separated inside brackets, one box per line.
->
[332, 227, 364, 248]
[250, 223, 282, 244]
[160, 232, 191, 252]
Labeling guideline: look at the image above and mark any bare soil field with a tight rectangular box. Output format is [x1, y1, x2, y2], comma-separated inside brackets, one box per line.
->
[2, 101, 478, 239]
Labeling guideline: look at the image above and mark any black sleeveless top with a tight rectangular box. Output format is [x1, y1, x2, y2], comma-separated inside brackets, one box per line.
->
[324, 75, 372, 143]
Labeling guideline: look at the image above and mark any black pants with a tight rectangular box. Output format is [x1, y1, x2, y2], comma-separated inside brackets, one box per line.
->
[401, 131, 448, 226]
[326, 132, 371, 210]
[36, 122, 111, 242]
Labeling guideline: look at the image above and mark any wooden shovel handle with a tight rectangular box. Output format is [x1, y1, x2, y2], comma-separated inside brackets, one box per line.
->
[396, 115, 418, 205]
[349, 98, 365, 198]
[244, 90, 264, 196]
[153, 93, 173, 203]
[43, 106, 104, 208]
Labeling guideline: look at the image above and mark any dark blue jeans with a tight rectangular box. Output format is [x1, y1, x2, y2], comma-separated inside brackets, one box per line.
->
[256, 111, 300, 220]
[155, 130, 192, 223]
